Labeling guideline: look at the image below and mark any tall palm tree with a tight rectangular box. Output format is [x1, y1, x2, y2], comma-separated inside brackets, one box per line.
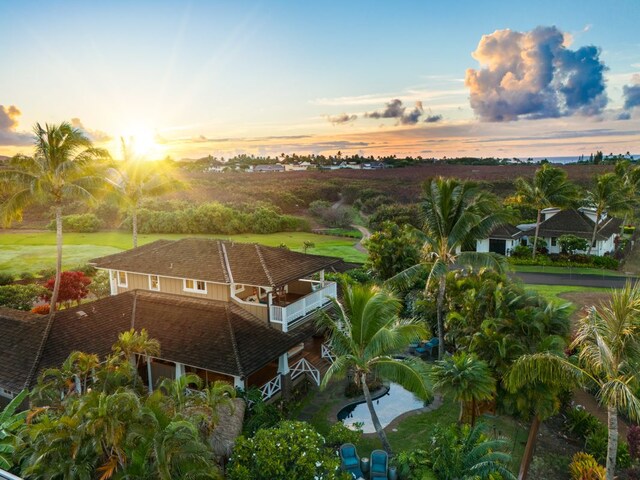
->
[584, 172, 629, 255]
[505, 282, 640, 480]
[112, 328, 161, 388]
[510, 164, 578, 259]
[106, 137, 183, 248]
[392, 177, 509, 358]
[432, 351, 495, 425]
[0, 122, 108, 313]
[614, 160, 640, 227]
[320, 283, 432, 454]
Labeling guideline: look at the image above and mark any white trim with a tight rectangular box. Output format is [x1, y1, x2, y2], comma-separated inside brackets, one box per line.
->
[94, 267, 229, 287]
[116, 271, 128, 288]
[183, 278, 207, 294]
[148, 274, 160, 291]
[233, 284, 246, 294]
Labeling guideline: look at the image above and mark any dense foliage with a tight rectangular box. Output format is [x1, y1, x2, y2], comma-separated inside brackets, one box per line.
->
[42, 270, 92, 309]
[46, 213, 103, 232]
[365, 221, 421, 280]
[0, 284, 47, 311]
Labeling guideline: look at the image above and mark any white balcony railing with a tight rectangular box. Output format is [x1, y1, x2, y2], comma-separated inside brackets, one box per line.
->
[321, 343, 335, 364]
[290, 357, 320, 386]
[259, 375, 281, 401]
[270, 281, 337, 332]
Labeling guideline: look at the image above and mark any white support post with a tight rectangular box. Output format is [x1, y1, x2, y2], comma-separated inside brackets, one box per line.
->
[146, 357, 153, 393]
[278, 352, 290, 375]
[233, 376, 245, 390]
[175, 362, 185, 380]
[109, 270, 118, 296]
[320, 269, 325, 287]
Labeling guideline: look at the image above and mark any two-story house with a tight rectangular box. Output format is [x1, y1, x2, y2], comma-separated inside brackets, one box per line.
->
[0, 239, 341, 404]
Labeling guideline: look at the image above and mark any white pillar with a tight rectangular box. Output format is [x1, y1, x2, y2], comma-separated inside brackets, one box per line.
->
[146, 357, 153, 393]
[320, 270, 325, 286]
[109, 270, 118, 296]
[278, 352, 289, 375]
[233, 376, 245, 390]
[175, 362, 185, 380]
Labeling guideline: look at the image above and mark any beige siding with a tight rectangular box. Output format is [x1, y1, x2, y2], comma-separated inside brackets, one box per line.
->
[115, 272, 229, 301]
[231, 298, 269, 323]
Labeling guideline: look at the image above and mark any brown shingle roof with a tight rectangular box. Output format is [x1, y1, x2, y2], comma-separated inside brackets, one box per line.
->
[91, 238, 341, 287]
[524, 209, 622, 241]
[0, 290, 318, 390]
[0, 308, 48, 392]
[487, 224, 524, 240]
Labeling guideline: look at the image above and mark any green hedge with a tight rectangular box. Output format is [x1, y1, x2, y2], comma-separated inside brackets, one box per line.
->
[47, 213, 103, 233]
[509, 253, 619, 270]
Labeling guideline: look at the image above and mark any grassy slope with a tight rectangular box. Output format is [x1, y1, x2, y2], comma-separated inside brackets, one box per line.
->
[0, 231, 366, 275]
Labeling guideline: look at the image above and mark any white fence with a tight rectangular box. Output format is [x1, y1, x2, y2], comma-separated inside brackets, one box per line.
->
[259, 375, 282, 401]
[290, 358, 320, 386]
[321, 343, 335, 364]
[270, 281, 337, 332]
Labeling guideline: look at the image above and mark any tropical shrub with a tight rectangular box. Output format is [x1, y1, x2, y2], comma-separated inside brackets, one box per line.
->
[19, 272, 35, 281]
[511, 244, 532, 258]
[0, 273, 14, 285]
[325, 421, 362, 449]
[88, 271, 111, 299]
[46, 213, 103, 232]
[627, 425, 640, 460]
[364, 221, 421, 280]
[565, 406, 603, 440]
[585, 428, 631, 469]
[41, 271, 91, 309]
[227, 421, 345, 480]
[0, 390, 28, 471]
[31, 304, 50, 315]
[0, 284, 47, 310]
[558, 235, 590, 255]
[368, 203, 423, 231]
[569, 452, 606, 480]
[393, 449, 436, 480]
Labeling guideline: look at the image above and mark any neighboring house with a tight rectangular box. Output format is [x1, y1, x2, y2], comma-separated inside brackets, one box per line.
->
[253, 164, 286, 173]
[0, 239, 341, 403]
[284, 162, 313, 171]
[476, 207, 622, 257]
[362, 161, 386, 170]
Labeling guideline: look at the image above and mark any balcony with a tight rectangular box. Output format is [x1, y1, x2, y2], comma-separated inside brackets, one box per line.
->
[270, 281, 337, 332]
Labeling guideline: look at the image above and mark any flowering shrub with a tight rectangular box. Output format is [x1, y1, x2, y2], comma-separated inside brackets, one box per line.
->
[569, 452, 605, 480]
[31, 304, 50, 315]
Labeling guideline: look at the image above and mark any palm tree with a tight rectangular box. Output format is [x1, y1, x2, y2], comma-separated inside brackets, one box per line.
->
[505, 282, 640, 480]
[112, 328, 161, 388]
[510, 164, 578, 259]
[432, 351, 495, 425]
[392, 177, 509, 358]
[0, 122, 108, 313]
[584, 172, 630, 255]
[106, 137, 183, 248]
[319, 283, 432, 454]
[614, 160, 640, 227]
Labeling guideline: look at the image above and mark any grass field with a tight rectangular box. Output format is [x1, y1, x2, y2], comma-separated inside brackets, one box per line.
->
[511, 264, 627, 277]
[0, 230, 366, 275]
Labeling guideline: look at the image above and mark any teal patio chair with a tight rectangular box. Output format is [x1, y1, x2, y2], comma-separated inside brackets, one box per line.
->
[339, 443, 363, 478]
[370, 449, 389, 479]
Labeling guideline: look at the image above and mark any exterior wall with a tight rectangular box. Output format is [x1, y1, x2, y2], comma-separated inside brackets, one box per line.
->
[111, 270, 230, 301]
[231, 298, 269, 322]
[544, 237, 562, 255]
[475, 238, 518, 256]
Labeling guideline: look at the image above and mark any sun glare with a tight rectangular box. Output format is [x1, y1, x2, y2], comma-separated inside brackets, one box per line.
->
[114, 125, 165, 161]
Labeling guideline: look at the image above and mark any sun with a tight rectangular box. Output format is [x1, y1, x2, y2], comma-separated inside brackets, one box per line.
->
[114, 125, 166, 160]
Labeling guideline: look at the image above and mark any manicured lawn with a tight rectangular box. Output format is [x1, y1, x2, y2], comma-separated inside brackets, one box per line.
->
[511, 264, 626, 277]
[0, 230, 366, 275]
[524, 284, 609, 304]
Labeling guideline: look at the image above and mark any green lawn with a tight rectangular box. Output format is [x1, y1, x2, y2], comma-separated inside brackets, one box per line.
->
[0, 230, 366, 276]
[511, 264, 628, 277]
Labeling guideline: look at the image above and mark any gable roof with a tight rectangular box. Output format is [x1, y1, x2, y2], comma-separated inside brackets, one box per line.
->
[487, 224, 524, 240]
[91, 238, 340, 287]
[523, 209, 622, 241]
[0, 290, 316, 391]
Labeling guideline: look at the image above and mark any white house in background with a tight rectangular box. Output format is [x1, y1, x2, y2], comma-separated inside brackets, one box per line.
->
[476, 207, 623, 257]
[284, 162, 313, 171]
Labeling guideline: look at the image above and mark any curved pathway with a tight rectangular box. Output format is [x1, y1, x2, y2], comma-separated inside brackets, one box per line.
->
[352, 224, 371, 254]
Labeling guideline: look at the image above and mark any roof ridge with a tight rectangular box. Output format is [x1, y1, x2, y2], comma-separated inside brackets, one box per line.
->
[224, 304, 244, 377]
[254, 244, 275, 286]
[219, 241, 233, 284]
[23, 310, 57, 389]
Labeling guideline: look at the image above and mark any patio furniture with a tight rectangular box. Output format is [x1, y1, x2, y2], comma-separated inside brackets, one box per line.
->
[408, 337, 421, 349]
[360, 457, 370, 475]
[370, 449, 389, 479]
[340, 443, 363, 478]
[416, 337, 439, 358]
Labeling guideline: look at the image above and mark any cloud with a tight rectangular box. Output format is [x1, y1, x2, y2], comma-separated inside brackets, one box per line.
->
[424, 114, 443, 123]
[622, 75, 640, 110]
[0, 105, 31, 146]
[617, 112, 632, 120]
[326, 113, 358, 125]
[465, 26, 608, 121]
[70, 118, 112, 142]
[365, 99, 425, 125]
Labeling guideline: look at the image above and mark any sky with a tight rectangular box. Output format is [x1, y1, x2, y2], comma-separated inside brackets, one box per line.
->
[0, 0, 639, 160]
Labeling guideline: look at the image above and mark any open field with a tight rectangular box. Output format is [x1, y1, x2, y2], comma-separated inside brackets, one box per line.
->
[0, 231, 366, 275]
[511, 264, 627, 277]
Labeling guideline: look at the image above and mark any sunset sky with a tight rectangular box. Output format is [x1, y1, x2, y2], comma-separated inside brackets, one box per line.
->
[1, 0, 639, 160]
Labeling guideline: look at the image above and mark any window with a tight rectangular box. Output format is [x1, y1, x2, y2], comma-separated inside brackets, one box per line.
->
[234, 284, 245, 294]
[149, 275, 160, 291]
[184, 279, 207, 294]
[117, 271, 128, 287]
[0, 388, 14, 399]
[551, 237, 557, 247]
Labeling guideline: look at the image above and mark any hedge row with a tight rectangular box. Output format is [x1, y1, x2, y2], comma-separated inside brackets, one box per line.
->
[509, 253, 619, 270]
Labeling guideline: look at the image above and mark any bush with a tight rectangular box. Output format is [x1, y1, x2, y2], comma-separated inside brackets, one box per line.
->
[511, 245, 532, 258]
[585, 428, 631, 469]
[42, 271, 92, 309]
[565, 406, 603, 440]
[31, 304, 50, 315]
[0, 284, 47, 310]
[393, 449, 436, 480]
[325, 422, 362, 449]
[569, 452, 605, 480]
[47, 213, 103, 232]
[88, 271, 111, 299]
[19, 271, 35, 281]
[623, 225, 635, 235]
[0, 272, 14, 285]
[628, 425, 640, 460]
[559, 235, 590, 255]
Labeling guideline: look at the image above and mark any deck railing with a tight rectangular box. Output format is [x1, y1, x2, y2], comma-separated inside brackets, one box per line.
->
[259, 375, 282, 401]
[321, 343, 335, 364]
[0, 469, 23, 480]
[270, 281, 337, 332]
[290, 357, 320, 386]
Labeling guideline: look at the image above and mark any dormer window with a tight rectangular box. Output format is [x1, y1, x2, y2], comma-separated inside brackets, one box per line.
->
[117, 271, 128, 287]
[184, 279, 207, 294]
[149, 275, 160, 291]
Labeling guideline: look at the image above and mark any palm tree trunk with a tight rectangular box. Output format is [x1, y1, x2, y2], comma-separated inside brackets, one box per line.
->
[588, 212, 600, 256]
[518, 415, 541, 480]
[532, 209, 541, 260]
[361, 373, 392, 454]
[458, 400, 465, 423]
[606, 405, 618, 480]
[437, 276, 446, 359]
[49, 205, 63, 313]
[132, 205, 138, 248]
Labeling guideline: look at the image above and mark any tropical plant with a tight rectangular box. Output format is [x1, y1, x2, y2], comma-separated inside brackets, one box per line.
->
[106, 138, 183, 247]
[0, 389, 28, 471]
[584, 172, 629, 254]
[432, 351, 495, 425]
[570, 452, 606, 480]
[0, 122, 108, 313]
[41, 270, 91, 309]
[509, 164, 579, 258]
[112, 328, 161, 389]
[505, 282, 640, 480]
[614, 160, 640, 226]
[364, 221, 421, 280]
[319, 283, 432, 453]
[392, 177, 509, 358]
[0, 284, 47, 311]
[429, 423, 516, 480]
